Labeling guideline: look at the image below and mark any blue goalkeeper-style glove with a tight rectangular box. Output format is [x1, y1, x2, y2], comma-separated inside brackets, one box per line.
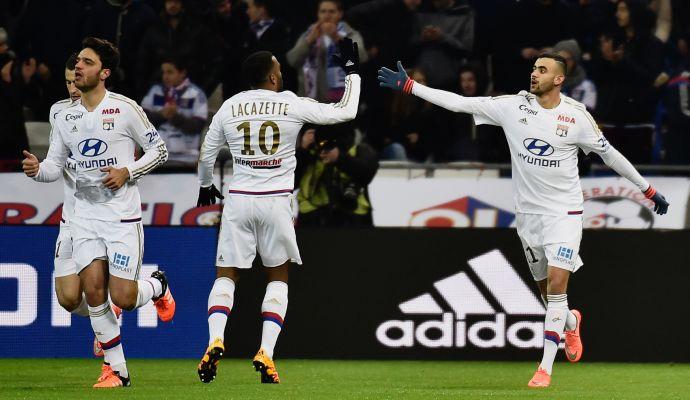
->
[378, 61, 414, 94]
[643, 186, 669, 215]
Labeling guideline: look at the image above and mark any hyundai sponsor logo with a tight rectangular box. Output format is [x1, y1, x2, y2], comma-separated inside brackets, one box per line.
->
[78, 138, 108, 157]
[523, 138, 554, 157]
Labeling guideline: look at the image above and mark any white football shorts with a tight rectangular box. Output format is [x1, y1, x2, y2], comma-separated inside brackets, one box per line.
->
[70, 216, 144, 280]
[54, 222, 77, 277]
[516, 212, 584, 280]
[216, 194, 302, 268]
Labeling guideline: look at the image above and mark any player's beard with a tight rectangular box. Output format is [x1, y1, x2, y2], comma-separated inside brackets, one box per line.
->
[277, 75, 283, 91]
[75, 72, 100, 93]
[530, 80, 552, 96]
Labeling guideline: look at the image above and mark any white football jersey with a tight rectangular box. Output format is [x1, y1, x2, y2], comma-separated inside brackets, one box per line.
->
[199, 74, 361, 195]
[39, 91, 167, 222]
[469, 91, 614, 215]
[49, 99, 78, 223]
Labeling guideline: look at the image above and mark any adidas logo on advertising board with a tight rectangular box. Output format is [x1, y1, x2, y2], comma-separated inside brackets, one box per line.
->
[376, 250, 548, 349]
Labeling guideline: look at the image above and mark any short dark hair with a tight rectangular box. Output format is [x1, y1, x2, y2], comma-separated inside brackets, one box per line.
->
[81, 37, 120, 72]
[318, 0, 343, 11]
[161, 54, 188, 73]
[538, 52, 568, 76]
[253, 0, 278, 17]
[65, 52, 78, 70]
[242, 51, 275, 88]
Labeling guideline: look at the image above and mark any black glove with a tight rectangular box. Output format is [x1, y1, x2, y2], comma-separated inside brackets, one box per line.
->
[197, 184, 224, 207]
[333, 36, 360, 75]
[644, 186, 669, 215]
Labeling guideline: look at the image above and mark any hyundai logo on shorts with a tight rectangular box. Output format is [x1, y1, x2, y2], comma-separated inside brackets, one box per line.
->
[78, 139, 108, 157]
[523, 138, 554, 157]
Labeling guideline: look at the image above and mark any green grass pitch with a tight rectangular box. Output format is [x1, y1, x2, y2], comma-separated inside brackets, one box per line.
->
[1, 359, 688, 399]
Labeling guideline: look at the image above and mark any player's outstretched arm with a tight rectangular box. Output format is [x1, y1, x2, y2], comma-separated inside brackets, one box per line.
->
[601, 147, 669, 214]
[580, 127, 669, 215]
[294, 37, 361, 125]
[378, 61, 481, 114]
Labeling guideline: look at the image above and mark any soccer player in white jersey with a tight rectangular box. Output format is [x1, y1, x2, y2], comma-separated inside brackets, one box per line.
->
[196, 38, 361, 384]
[48, 53, 124, 384]
[378, 54, 669, 388]
[22, 37, 176, 388]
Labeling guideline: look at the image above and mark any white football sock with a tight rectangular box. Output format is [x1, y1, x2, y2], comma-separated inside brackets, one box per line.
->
[134, 278, 163, 308]
[207, 277, 235, 345]
[539, 294, 569, 375]
[89, 302, 127, 378]
[260, 281, 288, 359]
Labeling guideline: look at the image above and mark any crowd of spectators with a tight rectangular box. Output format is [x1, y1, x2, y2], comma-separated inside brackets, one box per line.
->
[1, 0, 689, 174]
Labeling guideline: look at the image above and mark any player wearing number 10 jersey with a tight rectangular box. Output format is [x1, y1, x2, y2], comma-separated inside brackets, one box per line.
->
[196, 38, 361, 384]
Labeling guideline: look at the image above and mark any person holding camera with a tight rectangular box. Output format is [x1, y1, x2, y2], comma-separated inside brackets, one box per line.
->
[295, 122, 379, 227]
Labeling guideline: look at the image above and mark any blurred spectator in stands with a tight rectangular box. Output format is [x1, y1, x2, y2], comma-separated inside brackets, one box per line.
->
[663, 30, 690, 164]
[141, 56, 208, 170]
[442, 64, 484, 161]
[553, 39, 597, 110]
[372, 68, 438, 161]
[0, 28, 10, 57]
[648, 0, 672, 43]
[346, 0, 421, 145]
[86, 0, 156, 98]
[295, 123, 379, 227]
[137, 0, 221, 99]
[492, 0, 574, 93]
[287, 0, 368, 102]
[569, 0, 607, 56]
[590, 0, 665, 163]
[12, 1, 90, 117]
[409, 0, 474, 90]
[346, 0, 420, 69]
[238, 0, 295, 92]
[0, 49, 32, 171]
[211, 0, 249, 98]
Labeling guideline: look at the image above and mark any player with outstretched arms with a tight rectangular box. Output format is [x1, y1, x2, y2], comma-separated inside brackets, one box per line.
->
[47, 53, 125, 384]
[378, 55, 669, 387]
[22, 37, 175, 388]
[196, 38, 361, 384]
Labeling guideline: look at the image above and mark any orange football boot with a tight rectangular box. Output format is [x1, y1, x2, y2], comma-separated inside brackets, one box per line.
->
[97, 363, 115, 383]
[564, 309, 583, 362]
[93, 372, 130, 388]
[151, 271, 176, 322]
[198, 339, 225, 383]
[528, 367, 551, 388]
[253, 348, 280, 384]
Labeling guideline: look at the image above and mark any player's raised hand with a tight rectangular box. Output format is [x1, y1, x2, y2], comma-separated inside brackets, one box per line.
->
[22, 150, 39, 177]
[333, 36, 359, 75]
[643, 186, 669, 215]
[378, 61, 413, 94]
[101, 166, 130, 190]
[197, 184, 224, 207]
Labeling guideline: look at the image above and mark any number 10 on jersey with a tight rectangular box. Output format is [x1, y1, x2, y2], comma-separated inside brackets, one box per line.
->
[238, 121, 281, 156]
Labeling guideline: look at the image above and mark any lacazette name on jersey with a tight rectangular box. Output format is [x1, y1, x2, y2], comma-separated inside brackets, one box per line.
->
[230, 101, 290, 118]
